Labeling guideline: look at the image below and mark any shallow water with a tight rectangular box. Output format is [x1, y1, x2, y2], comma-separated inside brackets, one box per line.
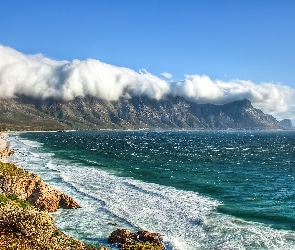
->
[7, 130, 295, 249]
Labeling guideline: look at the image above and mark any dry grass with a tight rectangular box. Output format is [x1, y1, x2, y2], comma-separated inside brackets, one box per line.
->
[0, 161, 30, 178]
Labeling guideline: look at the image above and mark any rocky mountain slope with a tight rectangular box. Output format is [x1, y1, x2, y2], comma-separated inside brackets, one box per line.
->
[0, 95, 291, 130]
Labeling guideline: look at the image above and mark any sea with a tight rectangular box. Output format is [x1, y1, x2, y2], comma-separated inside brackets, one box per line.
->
[6, 130, 295, 250]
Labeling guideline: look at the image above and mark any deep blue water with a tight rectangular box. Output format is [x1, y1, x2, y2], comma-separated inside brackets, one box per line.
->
[7, 130, 295, 249]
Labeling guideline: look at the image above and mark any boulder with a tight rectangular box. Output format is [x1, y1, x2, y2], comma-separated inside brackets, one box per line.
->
[108, 228, 131, 244]
[0, 162, 80, 212]
[108, 228, 165, 250]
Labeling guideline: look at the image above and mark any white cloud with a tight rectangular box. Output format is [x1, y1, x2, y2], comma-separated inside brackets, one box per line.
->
[0, 45, 294, 123]
[161, 72, 172, 79]
[0, 45, 170, 101]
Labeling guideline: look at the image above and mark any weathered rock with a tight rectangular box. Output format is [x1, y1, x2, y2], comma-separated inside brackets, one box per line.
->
[108, 228, 165, 250]
[133, 230, 164, 248]
[108, 228, 131, 244]
[0, 162, 80, 212]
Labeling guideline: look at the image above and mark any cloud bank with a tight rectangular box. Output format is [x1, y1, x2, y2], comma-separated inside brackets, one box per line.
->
[0, 45, 170, 101]
[0, 45, 294, 122]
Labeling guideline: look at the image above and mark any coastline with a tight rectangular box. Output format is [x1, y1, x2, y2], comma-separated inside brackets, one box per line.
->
[0, 132, 7, 146]
[0, 132, 108, 250]
[0, 132, 165, 250]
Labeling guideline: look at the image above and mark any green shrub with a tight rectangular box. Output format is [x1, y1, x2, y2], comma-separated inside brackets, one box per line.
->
[0, 201, 56, 240]
[0, 161, 29, 177]
[0, 193, 8, 204]
[0, 193, 32, 208]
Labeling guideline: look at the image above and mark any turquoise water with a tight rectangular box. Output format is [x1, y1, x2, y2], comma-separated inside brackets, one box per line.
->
[7, 130, 295, 249]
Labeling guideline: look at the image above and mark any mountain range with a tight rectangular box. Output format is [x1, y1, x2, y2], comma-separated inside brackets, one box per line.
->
[0, 95, 293, 131]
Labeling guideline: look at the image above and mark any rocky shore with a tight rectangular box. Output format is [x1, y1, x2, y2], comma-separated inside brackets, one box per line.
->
[0, 133, 166, 250]
[0, 161, 80, 212]
[0, 133, 107, 249]
[0, 194, 103, 249]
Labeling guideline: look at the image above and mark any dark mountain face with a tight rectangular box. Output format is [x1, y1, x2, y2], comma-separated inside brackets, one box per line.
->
[0, 95, 285, 131]
[279, 119, 295, 129]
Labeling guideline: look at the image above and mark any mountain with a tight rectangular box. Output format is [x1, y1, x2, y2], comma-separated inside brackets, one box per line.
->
[279, 119, 295, 129]
[0, 95, 287, 131]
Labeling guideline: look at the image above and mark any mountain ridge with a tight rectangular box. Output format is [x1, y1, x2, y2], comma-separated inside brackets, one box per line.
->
[0, 95, 292, 131]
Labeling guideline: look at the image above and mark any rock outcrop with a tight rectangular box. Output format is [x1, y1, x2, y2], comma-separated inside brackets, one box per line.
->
[0, 138, 106, 249]
[0, 194, 104, 250]
[0, 162, 80, 212]
[108, 228, 165, 250]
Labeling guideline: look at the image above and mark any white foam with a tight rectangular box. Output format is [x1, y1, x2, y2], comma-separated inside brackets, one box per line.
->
[19, 138, 44, 148]
[58, 166, 219, 249]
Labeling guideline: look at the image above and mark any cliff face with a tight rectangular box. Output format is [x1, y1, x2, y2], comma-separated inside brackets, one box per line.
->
[0, 162, 80, 212]
[0, 95, 286, 130]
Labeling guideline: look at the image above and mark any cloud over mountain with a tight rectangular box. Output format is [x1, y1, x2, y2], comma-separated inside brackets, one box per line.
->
[171, 75, 295, 120]
[0, 45, 294, 121]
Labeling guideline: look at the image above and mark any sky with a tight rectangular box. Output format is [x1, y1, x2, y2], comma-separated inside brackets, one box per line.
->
[0, 0, 295, 123]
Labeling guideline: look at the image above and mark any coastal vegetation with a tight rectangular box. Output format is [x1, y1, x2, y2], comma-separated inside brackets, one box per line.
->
[0, 161, 30, 178]
[0, 193, 32, 208]
[0, 193, 99, 249]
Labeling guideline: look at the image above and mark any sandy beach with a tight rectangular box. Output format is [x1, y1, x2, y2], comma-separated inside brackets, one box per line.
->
[0, 132, 13, 162]
[0, 132, 8, 149]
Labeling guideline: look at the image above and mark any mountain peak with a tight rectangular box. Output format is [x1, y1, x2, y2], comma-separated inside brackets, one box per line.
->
[232, 99, 253, 109]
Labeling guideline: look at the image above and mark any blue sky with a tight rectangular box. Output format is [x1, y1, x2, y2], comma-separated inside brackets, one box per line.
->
[1, 0, 295, 122]
[1, 0, 294, 85]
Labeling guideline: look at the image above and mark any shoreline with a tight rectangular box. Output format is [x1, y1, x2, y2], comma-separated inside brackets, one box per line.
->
[0, 132, 13, 163]
[0, 132, 108, 250]
[0, 132, 165, 250]
[0, 132, 9, 149]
